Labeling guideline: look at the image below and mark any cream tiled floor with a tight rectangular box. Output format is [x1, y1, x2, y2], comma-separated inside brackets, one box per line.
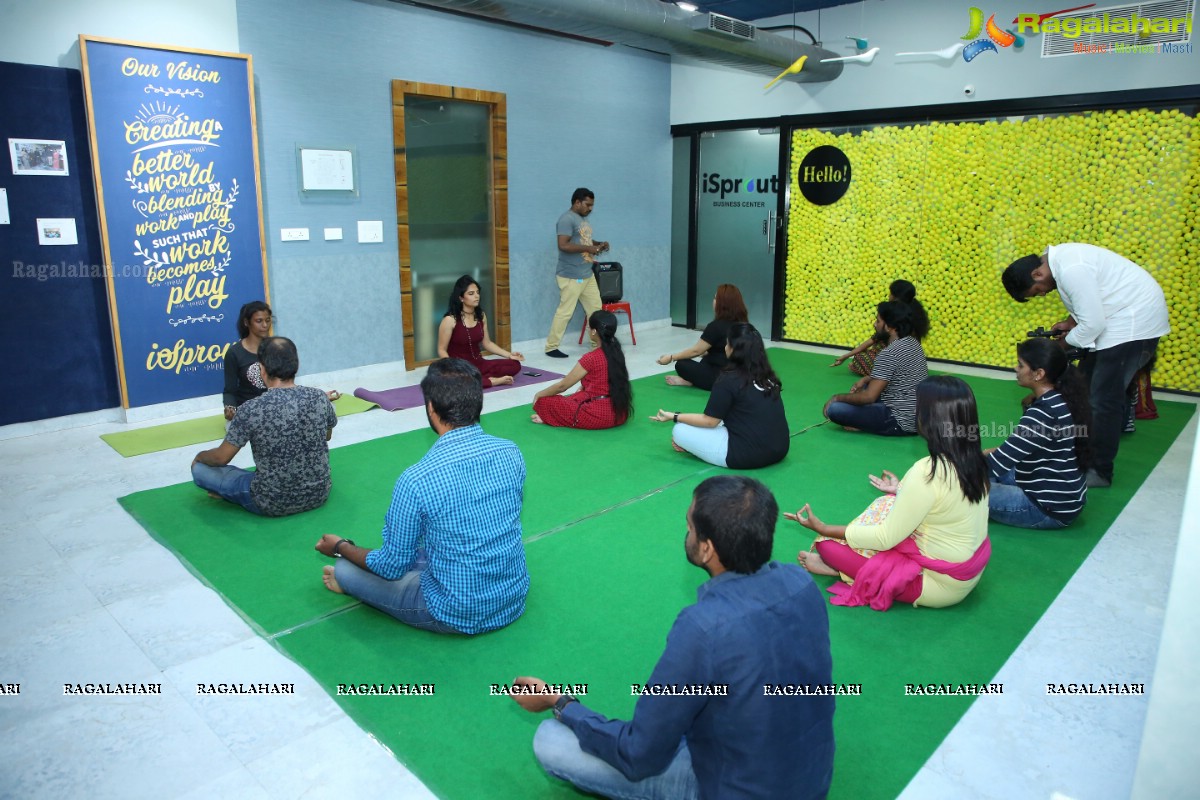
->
[0, 323, 1193, 799]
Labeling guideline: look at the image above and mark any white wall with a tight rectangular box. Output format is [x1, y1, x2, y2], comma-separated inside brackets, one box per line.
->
[0, 0, 671, 378]
[237, 0, 671, 370]
[1133, 426, 1200, 797]
[671, 0, 1198, 124]
[0, 0, 239, 69]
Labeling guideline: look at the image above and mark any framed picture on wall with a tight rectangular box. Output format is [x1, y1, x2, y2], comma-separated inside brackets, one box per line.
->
[298, 145, 358, 196]
[9, 138, 70, 176]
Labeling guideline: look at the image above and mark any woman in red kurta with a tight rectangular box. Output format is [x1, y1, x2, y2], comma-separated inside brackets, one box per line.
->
[532, 310, 632, 429]
[438, 275, 523, 388]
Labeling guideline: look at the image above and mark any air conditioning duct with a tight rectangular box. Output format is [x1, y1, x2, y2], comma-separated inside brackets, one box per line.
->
[386, 0, 843, 83]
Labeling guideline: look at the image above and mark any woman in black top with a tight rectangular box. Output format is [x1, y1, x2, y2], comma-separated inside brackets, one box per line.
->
[651, 323, 789, 469]
[657, 283, 748, 391]
[223, 301, 272, 420]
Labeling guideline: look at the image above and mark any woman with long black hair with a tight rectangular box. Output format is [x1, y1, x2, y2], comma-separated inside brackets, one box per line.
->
[985, 337, 1089, 528]
[532, 310, 632, 429]
[788, 376, 991, 610]
[438, 275, 523, 388]
[651, 323, 789, 469]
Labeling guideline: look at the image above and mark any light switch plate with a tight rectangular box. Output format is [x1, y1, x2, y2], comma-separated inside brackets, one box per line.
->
[324, 227, 343, 241]
[357, 220, 383, 243]
[280, 227, 310, 241]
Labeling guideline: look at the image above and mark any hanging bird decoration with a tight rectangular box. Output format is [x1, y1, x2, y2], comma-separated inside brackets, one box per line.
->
[763, 55, 807, 90]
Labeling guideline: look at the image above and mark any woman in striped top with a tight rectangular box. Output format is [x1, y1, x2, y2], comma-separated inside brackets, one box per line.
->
[830, 279, 931, 377]
[985, 338, 1090, 529]
[823, 301, 928, 436]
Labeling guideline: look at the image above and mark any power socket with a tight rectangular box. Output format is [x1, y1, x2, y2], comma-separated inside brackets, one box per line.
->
[280, 227, 310, 241]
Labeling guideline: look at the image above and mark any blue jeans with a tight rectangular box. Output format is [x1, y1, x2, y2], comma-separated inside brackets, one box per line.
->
[533, 720, 700, 800]
[1080, 337, 1159, 481]
[332, 549, 462, 634]
[191, 461, 263, 515]
[671, 423, 728, 467]
[987, 470, 1068, 530]
[826, 401, 909, 436]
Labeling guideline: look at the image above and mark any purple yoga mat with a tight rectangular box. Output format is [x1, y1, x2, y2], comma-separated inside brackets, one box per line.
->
[354, 368, 565, 412]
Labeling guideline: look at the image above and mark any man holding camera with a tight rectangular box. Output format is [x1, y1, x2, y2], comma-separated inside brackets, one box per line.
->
[545, 187, 609, 358]
[1002, 243, 1169, 488]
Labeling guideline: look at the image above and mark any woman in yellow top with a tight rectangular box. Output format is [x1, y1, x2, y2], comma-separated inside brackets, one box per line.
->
[786, 376, 991, 610]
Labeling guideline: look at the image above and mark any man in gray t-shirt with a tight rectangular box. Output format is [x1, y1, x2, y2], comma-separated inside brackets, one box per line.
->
[545, 187, 610, 357]
[192, 337, 337, 516]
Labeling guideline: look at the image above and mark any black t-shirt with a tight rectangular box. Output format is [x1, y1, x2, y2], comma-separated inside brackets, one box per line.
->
[223, 340, 266, 408]
[705, 372, 790, 469]
[699, 319, 733, 370]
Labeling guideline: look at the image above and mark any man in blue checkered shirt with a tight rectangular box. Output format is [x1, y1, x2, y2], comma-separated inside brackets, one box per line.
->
[315, 358, 530, 634]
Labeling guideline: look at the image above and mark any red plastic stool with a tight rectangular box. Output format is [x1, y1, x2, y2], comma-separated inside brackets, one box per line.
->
[579, 301, 636, 345]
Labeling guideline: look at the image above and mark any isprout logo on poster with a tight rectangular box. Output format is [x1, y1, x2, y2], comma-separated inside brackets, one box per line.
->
[797, 145, 850, 206]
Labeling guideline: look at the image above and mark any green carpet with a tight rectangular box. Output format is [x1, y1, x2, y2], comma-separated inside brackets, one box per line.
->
[118, 350, 1194, 798]
[100, 393, 377, 458]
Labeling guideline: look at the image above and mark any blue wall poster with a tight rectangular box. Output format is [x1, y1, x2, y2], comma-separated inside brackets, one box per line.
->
[80, 36, 269, 408]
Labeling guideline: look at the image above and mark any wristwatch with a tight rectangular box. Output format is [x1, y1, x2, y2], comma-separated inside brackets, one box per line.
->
[552, 694, 578, 720]
[673, 413, 679, 423]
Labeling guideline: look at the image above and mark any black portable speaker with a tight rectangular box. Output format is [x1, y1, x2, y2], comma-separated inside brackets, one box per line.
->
[592, 262, 623, 304]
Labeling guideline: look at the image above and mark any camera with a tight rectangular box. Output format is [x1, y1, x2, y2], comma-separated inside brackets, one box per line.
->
[1026, 326, 1084, 362]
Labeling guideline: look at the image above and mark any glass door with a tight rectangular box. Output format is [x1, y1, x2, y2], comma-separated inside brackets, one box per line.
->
[392, 82, 509, 367]
[695, 128, 781, 335]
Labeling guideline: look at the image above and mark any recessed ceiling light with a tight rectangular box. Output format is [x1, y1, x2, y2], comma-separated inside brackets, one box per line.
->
[677, 2, 699, 11]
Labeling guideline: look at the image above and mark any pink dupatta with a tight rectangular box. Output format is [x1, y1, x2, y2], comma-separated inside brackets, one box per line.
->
[826, 536, 991, 611]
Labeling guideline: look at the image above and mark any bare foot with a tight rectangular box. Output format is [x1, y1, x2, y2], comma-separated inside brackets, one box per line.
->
[671, 439, 687, 453]
[797, 549, 839, 576]
[531, 413, 544, 424]
[492, 376, 514, 386]
[665, 376, 693, 387]
[322, 565, 345, 594]
[841, 426, 860, 432]
[206, 491, 222, 500]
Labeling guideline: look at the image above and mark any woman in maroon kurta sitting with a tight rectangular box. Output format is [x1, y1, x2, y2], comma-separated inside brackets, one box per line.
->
[531, 310, 632, 429]
[438, 275, 523, 387]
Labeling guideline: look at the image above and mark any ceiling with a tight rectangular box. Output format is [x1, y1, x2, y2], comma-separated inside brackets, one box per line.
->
[669, 0, 862, 25]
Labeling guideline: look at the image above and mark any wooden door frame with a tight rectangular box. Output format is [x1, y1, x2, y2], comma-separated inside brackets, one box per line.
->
[391, 80, 509, 369]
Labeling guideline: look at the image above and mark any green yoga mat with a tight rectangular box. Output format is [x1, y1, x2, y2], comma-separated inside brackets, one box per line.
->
[100, 393, 377, 458]
[119, 350, 1194, 798]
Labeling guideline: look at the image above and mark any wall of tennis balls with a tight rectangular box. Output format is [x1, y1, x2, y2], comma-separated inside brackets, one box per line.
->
[783, 108, 1198, 393]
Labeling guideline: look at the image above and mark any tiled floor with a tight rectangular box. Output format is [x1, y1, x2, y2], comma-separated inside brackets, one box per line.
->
[1, 322, 1193, 799]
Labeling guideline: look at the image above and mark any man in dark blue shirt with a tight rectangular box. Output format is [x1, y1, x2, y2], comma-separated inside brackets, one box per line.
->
[512, 476, 836, 799]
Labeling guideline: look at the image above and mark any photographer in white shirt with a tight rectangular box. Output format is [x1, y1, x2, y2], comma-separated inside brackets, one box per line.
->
[1002, 243, 1169, 488]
